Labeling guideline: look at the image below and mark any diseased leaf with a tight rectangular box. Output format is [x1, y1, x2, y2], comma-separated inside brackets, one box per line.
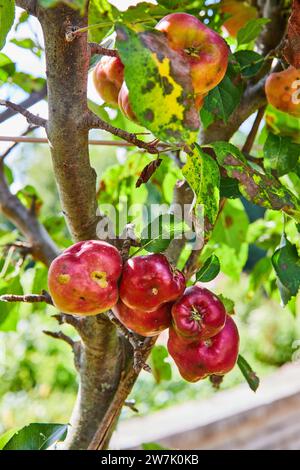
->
[116, 25, 199, 145]
[237, 355, 260, 392]
[0, 0, 15, 51]
[220, 176, 241, 199]
[211, 141, 300, 222]
[272, 232, 300, 305]
[183, 144, 220, 236]
[263, 132, 300, 176]
[237, 18, 270, 47]
[195, 254, 220, 282]
[3, 423, 68, 450]
[136, 158, 162, 188]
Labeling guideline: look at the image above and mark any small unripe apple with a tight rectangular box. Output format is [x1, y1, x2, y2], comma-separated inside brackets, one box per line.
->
[265, 66, 300, 117]
[48, 240, 122, 315]
[118, 82, 138, 123]
[119, 253, 186, 313]
[113, 300, 172, 337]
[220, 0, 257, 38]
[171, 286, 226, 342]
[156, 13, 229, 96]
[168, 315, 239, 382]
[93, 56, 124, 107]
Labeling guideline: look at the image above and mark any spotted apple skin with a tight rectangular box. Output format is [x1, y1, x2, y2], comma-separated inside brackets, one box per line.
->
[265, 66, 300, 117]
[48, 240, 122, 315]
[113, 300, 172, 337]
[171, 286, 226, 342]
[168, 315, 239, 382]
[156, 13, 229, 96]
[119, 254, 186, 313]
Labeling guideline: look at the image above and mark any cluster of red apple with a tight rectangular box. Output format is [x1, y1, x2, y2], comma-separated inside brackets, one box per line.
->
[93, 12, 229, 119]
[48, 240, 239, 383]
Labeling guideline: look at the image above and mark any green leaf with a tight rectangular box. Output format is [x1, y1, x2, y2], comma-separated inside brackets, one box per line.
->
[0, 428, 20, 450]
[200, 106, 214, 129]
[237, 18, 270, 47]
[263, 133, 300, 176]
[0, 52, 15, 82]
[150, 345, 172, 384]
[202, 74, 242, 123]
[234, 50, 264, 78]
[211, 141, 300, 222]
[88, 0, 119, 44]
[141, 214, 188, 253]
[265, 104, 300, 144]
[271, 233, 300, 305]
[195, 254, 220, 282]
[183, 144, 220, 235]
[3, 423, 68, 450]
[116, 24, 199, 145]
[0, 276, 23, 331]
[11, 38, 42, 57]
[237, 355, 260, 392]
[218, 294, 235, 315]
[210, 199, 249, 279]
[0, 0, 15, 50]
[12, 72, 46, 93]
[248, 257, 273, 298]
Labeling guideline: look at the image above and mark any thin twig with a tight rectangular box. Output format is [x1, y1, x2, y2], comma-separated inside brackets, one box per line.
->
[124, 399, 139, 413]
[107, 311, 152, 373]
[0, 290, 53, 305]
[0, 86, 46, 124]
[43, 330, 75, 348]
[1, 126, 39, 161]
[242, 105, 266, 154]
[89, 43, 119, 58]
[0, 136, 133, 147]
[0, 99, 47, 128]
[86, 111, 170, 155]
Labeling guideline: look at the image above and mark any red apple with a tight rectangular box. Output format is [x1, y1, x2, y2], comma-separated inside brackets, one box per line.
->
[171, 286, 226, 342]
[168, 315, 239, 382]
[113, 300, 172, 337]
[93, 56, 124, 107]
[156, 13, 229, 96]
[48, 240, 122, 315]
[118, 81, 138, 123]
[119, 253, 185, 312]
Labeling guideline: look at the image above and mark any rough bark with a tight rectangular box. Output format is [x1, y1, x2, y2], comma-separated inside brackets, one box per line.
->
[34, 4, 126, 450]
